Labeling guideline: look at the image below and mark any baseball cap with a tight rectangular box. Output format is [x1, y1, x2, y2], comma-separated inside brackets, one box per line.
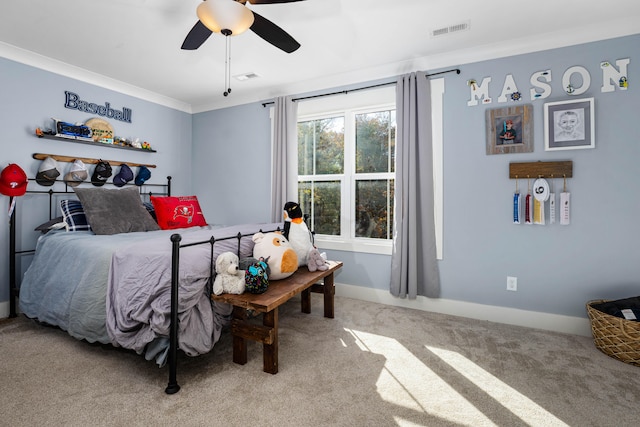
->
[0, 163, 28, 197]
[91, 160, 112, 187]
[35, 157, 60, 186]
[135, 165, 151, 186]
[113, 164, 134, 187]
[63, 159, 88, 187]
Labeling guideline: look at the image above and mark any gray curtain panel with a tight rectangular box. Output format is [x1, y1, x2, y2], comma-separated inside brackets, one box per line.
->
[271, 96, 298, 222]
[390, 72, 441, 299]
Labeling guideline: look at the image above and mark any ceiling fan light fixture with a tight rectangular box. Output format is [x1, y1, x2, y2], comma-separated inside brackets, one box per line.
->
[197, 0, 255, 36]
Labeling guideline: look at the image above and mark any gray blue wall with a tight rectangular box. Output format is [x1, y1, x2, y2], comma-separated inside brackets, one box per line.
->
[1, 34, 638, 321]
[0, 57, 192, 305]
[192, 34, 640, 319]
[438, 35, 639, 318]
[192, 103, 273, 225]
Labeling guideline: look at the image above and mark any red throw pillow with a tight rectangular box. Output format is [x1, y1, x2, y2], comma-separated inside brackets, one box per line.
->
[150, 195, 208, 230]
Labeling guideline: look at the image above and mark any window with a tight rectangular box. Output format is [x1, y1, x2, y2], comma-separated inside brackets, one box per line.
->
[297, 108, 396, 238]
[294, 81, 444, 256]
[296, 87, 396, 254]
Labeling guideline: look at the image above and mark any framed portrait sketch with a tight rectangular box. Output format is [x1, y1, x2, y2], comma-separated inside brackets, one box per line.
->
[485, 104, 533, 155]
[544, 98, 595, 151]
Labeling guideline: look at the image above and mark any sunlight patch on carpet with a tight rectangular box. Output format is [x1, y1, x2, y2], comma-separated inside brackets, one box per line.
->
[345, 328, 496, 426]
[427, 346, 569, 427]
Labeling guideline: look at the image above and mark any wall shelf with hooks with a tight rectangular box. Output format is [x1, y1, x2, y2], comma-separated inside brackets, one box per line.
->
[509, 161, 572, 179]
[35, 133, 156, 153]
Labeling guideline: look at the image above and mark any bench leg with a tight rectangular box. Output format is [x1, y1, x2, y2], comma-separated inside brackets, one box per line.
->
[324, 272, 335, 319]
[301, 288, 311, 313]
[263, 308, 279, 374]
[232, 306, 248, 365]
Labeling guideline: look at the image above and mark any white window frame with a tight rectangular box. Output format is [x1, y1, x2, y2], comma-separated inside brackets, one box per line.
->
[290, 79, 444, 257]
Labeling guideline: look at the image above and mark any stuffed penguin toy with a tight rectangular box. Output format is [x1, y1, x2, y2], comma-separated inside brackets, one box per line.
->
[283, 201, 315, 267]
[282, 202, 328, 271]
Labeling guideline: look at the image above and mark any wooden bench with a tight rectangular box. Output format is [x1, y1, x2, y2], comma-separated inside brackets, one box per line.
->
[211, 260, 343, 374]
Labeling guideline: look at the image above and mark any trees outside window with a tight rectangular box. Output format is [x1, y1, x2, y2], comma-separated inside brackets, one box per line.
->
[297, 107, 395, 242]
[291, 80, 443, 257]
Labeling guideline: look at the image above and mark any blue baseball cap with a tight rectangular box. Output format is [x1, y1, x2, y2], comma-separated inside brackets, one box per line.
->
[135, 165, 151, 186]
[113, 164, 134, 187]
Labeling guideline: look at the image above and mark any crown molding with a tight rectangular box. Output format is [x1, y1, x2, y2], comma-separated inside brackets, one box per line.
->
[193, 19, 639, 112]
[0, 42, 192, 114]
[3, 17, 637, 115]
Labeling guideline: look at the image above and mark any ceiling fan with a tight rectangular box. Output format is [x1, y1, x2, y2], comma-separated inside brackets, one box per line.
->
[182, 0, 304, 54]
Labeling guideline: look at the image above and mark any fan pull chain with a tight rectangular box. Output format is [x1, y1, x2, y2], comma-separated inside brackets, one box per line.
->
[222, 30, 232, 97]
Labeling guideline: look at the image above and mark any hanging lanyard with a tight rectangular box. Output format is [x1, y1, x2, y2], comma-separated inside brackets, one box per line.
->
[560, 175, 571, 225]
[513, 177, 521, 224]
[525, 177, 533, 224]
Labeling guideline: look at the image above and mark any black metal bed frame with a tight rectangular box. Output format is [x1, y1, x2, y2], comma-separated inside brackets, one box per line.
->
[8, 176, 277, 394]
[164, 227, 277, 394]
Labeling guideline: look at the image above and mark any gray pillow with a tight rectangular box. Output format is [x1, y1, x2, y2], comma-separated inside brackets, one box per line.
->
[73, 186, 160, 235]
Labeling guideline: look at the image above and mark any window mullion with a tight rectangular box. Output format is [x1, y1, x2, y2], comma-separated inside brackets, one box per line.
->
[343, 109, 355, 239]
[312, 120, 317, 175]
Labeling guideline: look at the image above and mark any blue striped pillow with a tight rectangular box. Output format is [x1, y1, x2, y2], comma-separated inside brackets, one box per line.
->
[142, 201, 157, 222]
[60, 199, 91, 232]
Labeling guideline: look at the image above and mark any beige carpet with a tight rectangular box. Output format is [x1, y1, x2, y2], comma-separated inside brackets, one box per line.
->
[1, 294, 639, 426]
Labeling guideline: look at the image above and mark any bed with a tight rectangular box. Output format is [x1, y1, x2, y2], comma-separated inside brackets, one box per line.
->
[11, 176, 279, 394]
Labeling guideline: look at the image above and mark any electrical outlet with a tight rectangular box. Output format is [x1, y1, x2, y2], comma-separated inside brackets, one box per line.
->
[507, 276, 518, 291]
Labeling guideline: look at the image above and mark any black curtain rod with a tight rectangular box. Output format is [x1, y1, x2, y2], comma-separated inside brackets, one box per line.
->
[261, 68, 460, 107]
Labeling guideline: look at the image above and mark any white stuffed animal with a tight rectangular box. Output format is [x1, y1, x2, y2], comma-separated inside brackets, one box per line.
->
[212, 251, 245, 295]
[252, 231, 298, 280]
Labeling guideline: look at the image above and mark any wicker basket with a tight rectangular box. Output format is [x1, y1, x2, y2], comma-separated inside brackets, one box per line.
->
[586, 299, 640, 366]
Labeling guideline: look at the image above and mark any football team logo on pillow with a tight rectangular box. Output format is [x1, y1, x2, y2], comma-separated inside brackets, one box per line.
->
[173, 204, 195, 224]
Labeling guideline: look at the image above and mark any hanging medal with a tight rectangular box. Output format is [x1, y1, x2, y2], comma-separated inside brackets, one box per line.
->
[513, 177, 522, 224]
[560, 175, 570, 225]
[533, 177, 549, 225]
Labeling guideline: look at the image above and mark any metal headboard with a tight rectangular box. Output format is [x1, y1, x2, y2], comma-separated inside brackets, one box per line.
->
[7, 176, 172, 318]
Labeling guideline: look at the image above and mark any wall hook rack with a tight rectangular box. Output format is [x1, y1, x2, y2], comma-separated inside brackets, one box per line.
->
[509, 161, 572, 179]
[33, 153, 156, 168]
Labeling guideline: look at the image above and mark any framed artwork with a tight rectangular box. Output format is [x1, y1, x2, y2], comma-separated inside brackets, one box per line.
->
[485, 104, 533, 155]
[544, 97, 595, 151]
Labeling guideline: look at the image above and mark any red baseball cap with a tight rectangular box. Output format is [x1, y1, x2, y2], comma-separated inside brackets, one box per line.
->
[0, 163, 28, 197]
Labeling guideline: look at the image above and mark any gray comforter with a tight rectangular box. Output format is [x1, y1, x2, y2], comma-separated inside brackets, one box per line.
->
[19, 223, 279, 364]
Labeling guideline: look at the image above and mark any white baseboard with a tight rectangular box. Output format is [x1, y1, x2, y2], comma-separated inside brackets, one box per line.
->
[335, 283, 593, 337]
[0, 301, 10, 319]
[2, 284, 593, 337]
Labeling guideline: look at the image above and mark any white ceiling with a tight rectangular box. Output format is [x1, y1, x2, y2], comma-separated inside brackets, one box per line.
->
[1, 0, 639, 113]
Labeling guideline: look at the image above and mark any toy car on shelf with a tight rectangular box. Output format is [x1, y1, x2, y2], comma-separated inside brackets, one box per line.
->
[55, 120, 92, 138]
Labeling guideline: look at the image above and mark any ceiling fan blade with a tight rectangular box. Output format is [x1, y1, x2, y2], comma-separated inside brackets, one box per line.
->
[250, 11, 301, 53]
[247, 0, 306, 4]
[181, 20, 213, 50]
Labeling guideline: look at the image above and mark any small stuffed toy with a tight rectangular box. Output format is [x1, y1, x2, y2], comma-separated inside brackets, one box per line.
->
[252, 231, 298, 280]
[244, 257, 270, 294]
[307, 248, 329, 272]
[283, 201, 328, 271]
[212, 251, 245, 295]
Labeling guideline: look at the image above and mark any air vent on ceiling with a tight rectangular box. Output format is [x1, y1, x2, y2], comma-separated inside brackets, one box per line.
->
[430, 20, 470, 37]
[234, 72, 261, 81]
